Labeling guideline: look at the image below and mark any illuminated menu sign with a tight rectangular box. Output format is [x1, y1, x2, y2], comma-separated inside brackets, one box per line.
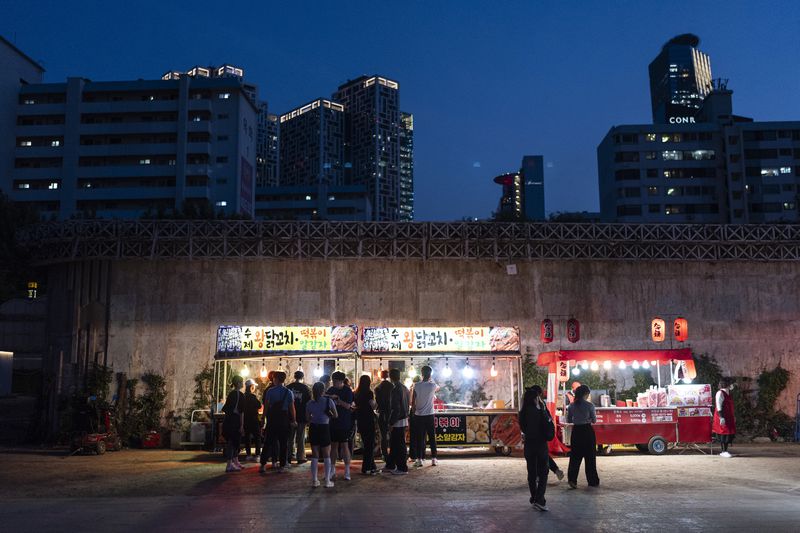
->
[595, 408, 677, 424]
[361, 326, 520, 353]
[216, 325, 358, 354]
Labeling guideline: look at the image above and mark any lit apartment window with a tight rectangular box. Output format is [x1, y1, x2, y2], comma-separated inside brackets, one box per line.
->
[192, 116, 201, 122]
[645, 152, 657, 160]
[328, 195, 336, 201]
[23, 99, 34, 105]
[662, 150, 682, 160]
[48, 182, 59, 190]
[139, 158, 151, 165]
[760, 168, 779, 177]
[51, 140, 61, 147]
[779, 167, 791, 174]
[784, 202, 796, 210]
[215, 201, 227, 207]
[20, 140, 32, 147]
[645, 133, 656, 142]
[218, 93, 231, 99]
[648, 186, 658, 196]
[168, 159, 176, 166]
[17, 183, 30, 189]
[305, 195, 312, 201]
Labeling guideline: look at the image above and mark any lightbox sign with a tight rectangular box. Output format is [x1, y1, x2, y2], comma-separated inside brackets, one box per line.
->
[361, 326, 520, 353]
[668, 116, 696, 124]
[216, 325, 358, 354]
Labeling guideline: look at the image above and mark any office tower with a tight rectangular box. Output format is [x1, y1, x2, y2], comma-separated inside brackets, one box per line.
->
[333, 75, 401, 221]
[493, 172, 522, 220]
[649, 34, 713, 124]
[278, 98, 344, 187]
[9, 65, 257, 219]
[520, 155, 545, 221]
[0, 37, 45, 197]
[256, 101, 279, 187]
[398, 112, 414, 221]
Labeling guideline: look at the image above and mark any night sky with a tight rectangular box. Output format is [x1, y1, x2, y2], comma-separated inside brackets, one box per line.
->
[4, 1, 799, 221]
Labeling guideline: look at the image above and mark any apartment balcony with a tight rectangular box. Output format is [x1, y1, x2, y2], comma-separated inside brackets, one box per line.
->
[17, 103, 66, 116]
[10, 167, 62, 180]
[80, 100, 179, 114]
[14, 146, 64, 159]
[79, 122, 178, 135]
[75, 187, 177, 201]
[78, 143, 178, 157]
[77, 164, 178, 178]
[14, 125, 66, 137]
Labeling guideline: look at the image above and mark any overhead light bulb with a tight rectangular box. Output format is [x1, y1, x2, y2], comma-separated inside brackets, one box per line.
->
[462, 359, 474, 379]
[490, 358, 498, 377]
[651, 360, 658, 367]
[642, 360, 651, 369]
[603, 360, 612, 370]
[379, 359, 384, 371]
[313, 360, 323, 378]
[442, 359, 453, 378]
[408, 361, 417, 378]
[240, 363, 250, 378]
[619, 360, 627, 370]
[278, 358, 284, 371]
[572, 367, 581, 376]
[404, 377, 413, 388]
[297, 359, 303, 372]
[260, 360, 267, 378]
[335, 358, 341, 371]
[581, 361, 589, 370]
[632, 360, 640, 370]
[590, 361, 599, 371]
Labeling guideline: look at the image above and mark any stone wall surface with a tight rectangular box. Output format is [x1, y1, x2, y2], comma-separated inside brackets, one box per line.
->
[102, 259, 800, 416]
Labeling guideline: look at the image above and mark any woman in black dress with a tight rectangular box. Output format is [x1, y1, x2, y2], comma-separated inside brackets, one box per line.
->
[354, 375, 379, 475]
[519, 385, 553, 511]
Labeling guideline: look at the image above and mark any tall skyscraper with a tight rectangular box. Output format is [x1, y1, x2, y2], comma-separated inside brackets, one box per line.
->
[256, 101, 279, 187]
[278, 98, 344, 186]
[333, 75, 401, 221]
[398, 112, 414, 221]
[649, 34, 713, 124]
[520, 155, 545, 221]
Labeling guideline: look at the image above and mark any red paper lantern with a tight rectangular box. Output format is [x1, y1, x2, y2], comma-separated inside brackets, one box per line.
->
[651, 317, 666, 342]
[673, 317, 688, 342]
[566, 318, 580, 343]
[540, 319, 554, 344]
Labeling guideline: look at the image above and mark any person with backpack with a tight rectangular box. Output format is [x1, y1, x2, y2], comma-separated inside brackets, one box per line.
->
[242, 379, 262, 462]
[259, 371, 296, 473]
[519, 385, 554, 511]
[222, 375, 246, 472]
[306, 381, 338, 488]
[566, 384, 600, 489]
[287, 370, 311, 464]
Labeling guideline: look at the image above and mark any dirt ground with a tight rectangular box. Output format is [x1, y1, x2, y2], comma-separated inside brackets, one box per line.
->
[1, 443, 799, 532]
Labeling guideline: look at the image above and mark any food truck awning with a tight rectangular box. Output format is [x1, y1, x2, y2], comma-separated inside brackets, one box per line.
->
[537, 348, 692, 365]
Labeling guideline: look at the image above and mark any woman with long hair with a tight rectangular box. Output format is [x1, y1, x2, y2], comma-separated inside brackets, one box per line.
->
[221, 375, 246, 472]
[519, 385, 553, 511]
[354, 374, 379, 475]
[566, 384, 600, 488]
[306, 381, 338, 488]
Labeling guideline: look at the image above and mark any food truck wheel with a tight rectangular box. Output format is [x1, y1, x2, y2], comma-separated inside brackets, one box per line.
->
[647, 436, 667, 455]
[635, 444, 649, 453]
[95, 441, 107, 455]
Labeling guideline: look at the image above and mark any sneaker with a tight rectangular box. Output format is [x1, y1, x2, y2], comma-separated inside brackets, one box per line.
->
[330, 473, 337, 481]
[382, 468, 397, 474]
[431, 458, 438, 466]
[392, 469, 409, 475]
[413, 459, 423, 468]
[258, 465, 266, 474]
[272, 462, 278, 469]
[555, 469, 564, 481]
[533, 502, 549, 512]
[296, 459, 308, 465]
[344, 474, 351, 481]
[226, 465, 238, 472]
[312, 480, 321, 488]
[719, 451, 732, 458]
[568, 481, 578, 490]
[325, 480, 335, 488]
[370, 469, 380, 476]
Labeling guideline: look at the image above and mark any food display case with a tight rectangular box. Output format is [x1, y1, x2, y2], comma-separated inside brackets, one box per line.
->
[360, 326, 524, 455]
[212, 325, 359, 450]
[538, 348, 712, 455]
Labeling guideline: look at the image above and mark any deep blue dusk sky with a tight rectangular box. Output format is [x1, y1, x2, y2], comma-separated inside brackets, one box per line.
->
[4, 1, 799, 220]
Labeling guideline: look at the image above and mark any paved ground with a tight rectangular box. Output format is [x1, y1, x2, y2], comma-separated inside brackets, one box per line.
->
[1, 443, 799, 532]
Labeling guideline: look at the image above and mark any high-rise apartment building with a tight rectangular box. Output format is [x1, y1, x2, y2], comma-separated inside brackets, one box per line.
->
[398, 112, 414, 221]
[649, 34, 713, 124]
[278, 98, 344, 187]
[255, 101, 279, 187]
[8, 66, 257, 219]
[333, 75, 401, 221]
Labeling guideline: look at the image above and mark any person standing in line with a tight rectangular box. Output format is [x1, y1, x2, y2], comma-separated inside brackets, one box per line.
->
[566, 384, 600, 489]
[519, 386, 553, 511]
[260, 370, 277, 468]
[408, 375, 421, 463]
[320, 374, 332, 392]
[385, 368, 410, 475]
[713, 378, 737, 458]
[221, 375, 246, 472]
[287, 370, 311, 464]
[354, 374, 379, 475]
[242, 379, 262, 462]
[411, 366, 439, 467]
[260, 371, 296, 473]
[374, 370, 393, 465]
[327, 371, 354, 480]
[307, 381, 338, 488]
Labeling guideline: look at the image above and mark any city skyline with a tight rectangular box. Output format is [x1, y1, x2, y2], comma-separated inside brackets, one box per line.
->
[2, 1, 799, 220]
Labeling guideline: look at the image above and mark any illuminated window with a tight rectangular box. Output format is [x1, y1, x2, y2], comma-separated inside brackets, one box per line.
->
[17, 183, 30, 189]
[784, 202, 796, 210]
[215, 201, 227, 207]
[760, 168, 779, 177]
[48, 182, 59, 190]
[305, 195, 312, 201]
[780, 167, 791, 174]
[661, 134, 671, 143]
[139, 158, 151, 165]
[51, 140, 61, 147]
[645, 151, 657, 160]
[20, 140, 32, 147]
[662, 150, 682, 160]
[23, 99, 35, 104]
[645, 133, 656, 142]
[218, 93, 230, 99]
[648, 186, 658, 196]
[667, 187, 680, 196]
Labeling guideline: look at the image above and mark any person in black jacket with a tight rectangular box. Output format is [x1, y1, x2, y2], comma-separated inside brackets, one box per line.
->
[242, 379, 262, 461]
[287, 371, 311, 464]
[222, 375, 246, 472]
[374, 370, 393, 465]
[519, 385, 552, 511]
[384, 368, 410, 475]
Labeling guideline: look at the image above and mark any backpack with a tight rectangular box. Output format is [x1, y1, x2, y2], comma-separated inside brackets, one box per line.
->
[540, 405, 555, 442]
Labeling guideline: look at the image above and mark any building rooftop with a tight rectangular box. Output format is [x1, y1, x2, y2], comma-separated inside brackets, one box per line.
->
[0, 34, 45, 72]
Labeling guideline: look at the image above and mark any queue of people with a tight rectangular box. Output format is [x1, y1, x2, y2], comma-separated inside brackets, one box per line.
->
[220, 365, 441, 486]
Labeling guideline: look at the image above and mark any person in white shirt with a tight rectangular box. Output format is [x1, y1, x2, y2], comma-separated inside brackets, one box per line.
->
[411, 365, 439, 467]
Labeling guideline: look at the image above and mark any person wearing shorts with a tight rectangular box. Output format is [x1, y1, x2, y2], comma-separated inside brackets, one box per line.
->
[327, 371, 354, 480]
[307, 382, 338, 488]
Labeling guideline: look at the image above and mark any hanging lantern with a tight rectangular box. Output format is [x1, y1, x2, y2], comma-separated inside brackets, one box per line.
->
[673, 317, 688, 342]
[651, 317, 666, 342]
[540, 319, 554, 344]
[442, 358, 453, 378]
[557, 361, 569, 382]
[566, 318, 580, 343]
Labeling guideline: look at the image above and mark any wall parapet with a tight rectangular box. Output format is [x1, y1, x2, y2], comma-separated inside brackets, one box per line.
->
[17, 220, 800, 264]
